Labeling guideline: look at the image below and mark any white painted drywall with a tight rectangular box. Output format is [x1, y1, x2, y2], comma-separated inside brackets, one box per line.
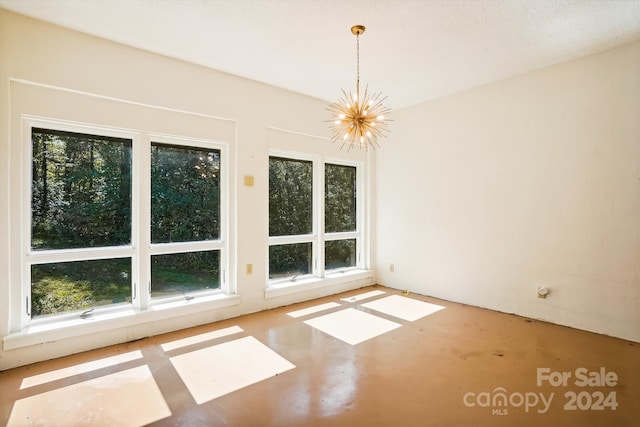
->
[375, 40, 640, 342]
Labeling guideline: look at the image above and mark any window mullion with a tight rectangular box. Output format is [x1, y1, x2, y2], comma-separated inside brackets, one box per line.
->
[357, 161, 366, 269]
[317, 159, 325, 278]
[150, 240, 224, 254]
[26, 247, 134, 264]
[136, 133, 151, 310]
[268, 234, 314, 245]
[325, 231, 360, 241]
[219, 143, 229, 294]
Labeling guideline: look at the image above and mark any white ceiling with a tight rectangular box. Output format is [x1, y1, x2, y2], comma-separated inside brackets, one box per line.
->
[1, 0, 639, 109]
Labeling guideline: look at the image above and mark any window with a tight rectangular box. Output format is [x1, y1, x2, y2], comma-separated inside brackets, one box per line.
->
[22, 118, 229, 328]
[268, 157, 313, 280]
[150, 141, 222, 299]
[29, 128, 133, 318]
[268, 152, 364, 285]
[324, 163, 358, 271]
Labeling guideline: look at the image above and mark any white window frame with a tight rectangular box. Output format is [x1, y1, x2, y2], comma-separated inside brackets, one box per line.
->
[15, 116, 232, 334]
[267, 149, 366, 291]
[267, 150, 319, 285]
[145, 133, 229, 306]
[323, 157, 364, 276]
[21, 117, 140, 330]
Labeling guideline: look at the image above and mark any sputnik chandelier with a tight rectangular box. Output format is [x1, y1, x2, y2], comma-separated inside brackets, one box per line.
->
[327, 25, 391, 151]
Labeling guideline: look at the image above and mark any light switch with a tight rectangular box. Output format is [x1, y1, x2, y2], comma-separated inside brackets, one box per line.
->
[244, 175, 254, 187]
[246, 264, 253, 274]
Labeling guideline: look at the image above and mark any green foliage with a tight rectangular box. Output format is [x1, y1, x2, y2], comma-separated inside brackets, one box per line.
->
[269, 157, 313, 236]
[31, 128, 132, 250]
[31, 259, 131, 317]
[325, 164, 357, 233]
[268, 243, 312, 278]
[151, 144, 220, 243]
[151, 251, 220, 297]
[325, 239, 357, 270]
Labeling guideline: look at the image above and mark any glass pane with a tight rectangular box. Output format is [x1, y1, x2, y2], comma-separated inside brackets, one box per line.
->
[151, 144, 220, 243]
[325, 239, 357, 270]
[31, 258, 132, 317]
[269, 157, 312, 236]
[31, 128, 132, 250]
[269, 243, 312, 279]
[325, 164, 356, 233]
[151, 251, 220, 298]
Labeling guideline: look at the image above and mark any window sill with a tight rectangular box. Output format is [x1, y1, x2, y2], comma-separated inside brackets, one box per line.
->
[265, 269, 373, 299]
[3, 293, 240, 351]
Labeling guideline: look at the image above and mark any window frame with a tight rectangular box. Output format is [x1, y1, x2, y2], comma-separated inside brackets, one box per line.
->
[323, 158, 363, 275]
[21, 117, 139, 329]
[17, 117, 230, 332]
[267, 150, 319, 285]
[145, 133, 229, 306]
[267, 149, 366, 290]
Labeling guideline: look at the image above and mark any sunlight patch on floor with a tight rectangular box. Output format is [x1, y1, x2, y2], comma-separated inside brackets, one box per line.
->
[170, 336, 295, 404]
[362, 295, 446, 322]
[9, 365, 171, 427]
[304, 308, 401, 345]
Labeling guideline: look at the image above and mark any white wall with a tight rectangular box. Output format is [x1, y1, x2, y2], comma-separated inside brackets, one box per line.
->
[376, 40, 640, 342]
[0, 10, 372, 370]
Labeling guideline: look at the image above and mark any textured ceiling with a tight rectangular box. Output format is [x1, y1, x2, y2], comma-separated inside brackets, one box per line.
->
[1, 0, 639, 109]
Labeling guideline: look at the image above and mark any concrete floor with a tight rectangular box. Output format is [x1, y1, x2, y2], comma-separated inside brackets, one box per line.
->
[1, 285, 638, 426]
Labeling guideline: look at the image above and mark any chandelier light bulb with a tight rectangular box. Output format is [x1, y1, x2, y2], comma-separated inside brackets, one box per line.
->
[327, 25, 391, 151]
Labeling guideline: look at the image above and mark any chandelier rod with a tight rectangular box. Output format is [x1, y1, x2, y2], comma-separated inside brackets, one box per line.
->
[351, 25, 365, 99]
[356, 30, 360, 97]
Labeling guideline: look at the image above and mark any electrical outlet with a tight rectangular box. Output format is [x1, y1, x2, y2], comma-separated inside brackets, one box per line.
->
[246, 264, 253, 275]
[537, 286, 549, 299]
